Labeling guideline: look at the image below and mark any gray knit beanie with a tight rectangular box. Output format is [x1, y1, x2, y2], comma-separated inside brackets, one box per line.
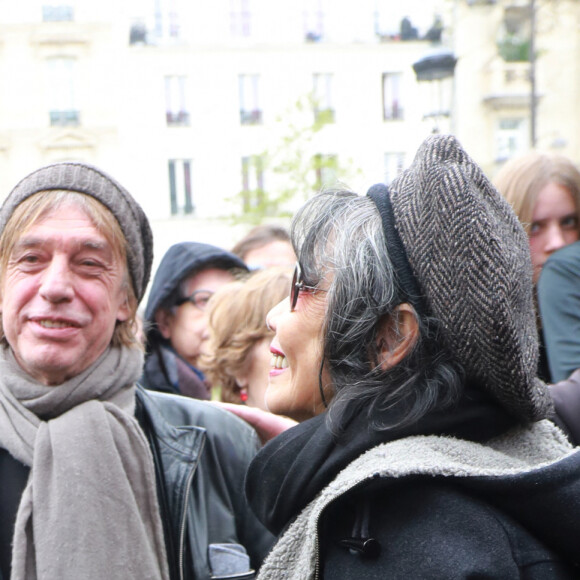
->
[0, 162, 153, 302]
[368, 134, 552, 421]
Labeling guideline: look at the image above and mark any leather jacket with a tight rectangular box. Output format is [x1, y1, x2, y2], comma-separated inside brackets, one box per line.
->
[135, 387, 275, 580]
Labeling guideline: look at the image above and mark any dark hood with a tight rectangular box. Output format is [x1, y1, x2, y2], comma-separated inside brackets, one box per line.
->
[144, 241, 247, 341]
[246, 388, 580, 567]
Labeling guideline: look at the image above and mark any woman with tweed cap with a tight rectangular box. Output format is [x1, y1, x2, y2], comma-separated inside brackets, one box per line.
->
[239, 135, 580, 579]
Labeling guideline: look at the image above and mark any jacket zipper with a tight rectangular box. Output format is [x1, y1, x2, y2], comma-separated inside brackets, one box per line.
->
[178, 435, 206, 580]
[313, 475, 380, 580]
[314, 507, 323, 580]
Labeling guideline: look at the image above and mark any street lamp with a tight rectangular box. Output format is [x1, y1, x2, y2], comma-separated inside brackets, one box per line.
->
[413, 49, 457, 133]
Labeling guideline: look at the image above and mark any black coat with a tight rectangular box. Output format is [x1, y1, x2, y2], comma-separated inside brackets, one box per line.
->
[321, 470, 578, 579]
[247, 389, 580, 579]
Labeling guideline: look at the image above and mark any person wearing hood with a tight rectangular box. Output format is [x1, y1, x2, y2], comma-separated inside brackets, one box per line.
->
[142, 242, 248, 399]
[244, 135, 580, 579]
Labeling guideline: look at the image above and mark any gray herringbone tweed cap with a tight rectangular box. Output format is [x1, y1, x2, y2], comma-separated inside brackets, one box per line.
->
[389, 134, 552, 421]
[0, 162, 153, 302]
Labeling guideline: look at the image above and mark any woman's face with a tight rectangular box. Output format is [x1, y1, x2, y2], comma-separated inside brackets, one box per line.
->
[529, 182, 579, 283]
[265, 283, 328, 422]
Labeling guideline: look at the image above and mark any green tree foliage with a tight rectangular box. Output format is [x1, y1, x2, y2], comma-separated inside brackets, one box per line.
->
[229, 94, 359, 224]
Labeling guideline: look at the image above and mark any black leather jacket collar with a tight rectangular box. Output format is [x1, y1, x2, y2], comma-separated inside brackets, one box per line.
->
[136, 387, 204, 580]
[136, 387, 274, 580]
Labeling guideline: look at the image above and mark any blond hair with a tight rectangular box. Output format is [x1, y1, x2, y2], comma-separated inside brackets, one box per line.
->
[0, 190, 140, 349]
[493, 151, 580, 234]
[200, 267, 292, 403]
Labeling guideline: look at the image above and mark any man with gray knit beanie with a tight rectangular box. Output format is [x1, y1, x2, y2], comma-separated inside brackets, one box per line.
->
[0, 162, 273, 580]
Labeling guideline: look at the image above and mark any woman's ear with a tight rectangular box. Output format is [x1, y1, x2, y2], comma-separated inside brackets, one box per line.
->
[235, 371, 249, 389]
[375, 303, 419, 371]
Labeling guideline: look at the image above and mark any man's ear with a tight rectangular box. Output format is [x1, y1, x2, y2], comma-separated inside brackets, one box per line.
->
[375, 303, 419, 371]
[154, 308, 173, 340]
[116, 291, 131, 323]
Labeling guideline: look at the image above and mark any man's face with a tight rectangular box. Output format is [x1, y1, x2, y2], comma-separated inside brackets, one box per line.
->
[156, 268, 235, 367]
[0, 203, 130, 385]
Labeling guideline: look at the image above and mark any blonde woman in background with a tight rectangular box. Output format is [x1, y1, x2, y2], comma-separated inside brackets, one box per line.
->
[494, 151, 580, 285]
[201, 267, 292, 409]
[494, 151, 580, 382]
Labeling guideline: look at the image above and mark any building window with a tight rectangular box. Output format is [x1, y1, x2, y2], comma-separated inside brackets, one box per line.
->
[314, 154, 338, 189]
[154, 0, 180, 40]
[168, 159, 194, 215]
[47, 57, 79, 127]
[239, 75, 262, 125]
[129, 21, 148, 45]
[497, 5, 530, 62]
[241, 156, 264, 212]
[495, 118, 527, 162]
[313, 73, 334, 123]
[42, 5, 74, 21]
[384, 152, 405, 185]
[382, 73, 404, 121]
[303, 0, 324, 42]
[230, 0, 251, 37]
[165, 76, 189, 126]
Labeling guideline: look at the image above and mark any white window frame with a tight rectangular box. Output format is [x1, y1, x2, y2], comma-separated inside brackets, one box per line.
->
[313, 73, 334, 122]
[168, 159, 194, 215]
[495, 118, 528, 162]
[239, 74, 261, 124]
[230, 0, 251, 37]
[382, 72, 404, 121]
[314, 153, 338, 188]
[47, 56, 78, 126]
[303, 0, 324, 41]
[165, 76, 189, 125]
[241, 155, 265, 212]
[153, 0, 181, 40]
[384, 152, 406, 185]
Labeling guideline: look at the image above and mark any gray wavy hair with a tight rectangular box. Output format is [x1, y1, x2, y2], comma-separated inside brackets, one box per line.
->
[292, 190, 463, 434]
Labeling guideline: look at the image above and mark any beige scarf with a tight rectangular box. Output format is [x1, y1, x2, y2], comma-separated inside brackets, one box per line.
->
[0, 346, 170, 580]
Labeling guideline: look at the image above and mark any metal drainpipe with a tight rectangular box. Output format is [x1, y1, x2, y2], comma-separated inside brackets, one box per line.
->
[530, 0, 537, 148]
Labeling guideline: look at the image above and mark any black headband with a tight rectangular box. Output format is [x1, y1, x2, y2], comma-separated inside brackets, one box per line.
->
[366, 183, 427, 318]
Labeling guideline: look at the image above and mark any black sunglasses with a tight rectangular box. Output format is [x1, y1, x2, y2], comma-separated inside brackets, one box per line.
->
[175, 289, 214, 311]
[290, 262, 327, 311]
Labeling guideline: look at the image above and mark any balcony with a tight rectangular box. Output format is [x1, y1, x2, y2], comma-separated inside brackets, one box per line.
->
[240, 109, 262, 125]
[166, 110, 190, 126]
[483, 60, 532, 110]
[50, 110, 80, 126]
[305, 31, 322, 43]
[129, 23, 148, 45]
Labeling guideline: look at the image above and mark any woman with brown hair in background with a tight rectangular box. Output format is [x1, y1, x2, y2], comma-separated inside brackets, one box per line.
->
[201, 267, 292, 409]
[494, 151, 580, 284]
[494, 151, 580, 381]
